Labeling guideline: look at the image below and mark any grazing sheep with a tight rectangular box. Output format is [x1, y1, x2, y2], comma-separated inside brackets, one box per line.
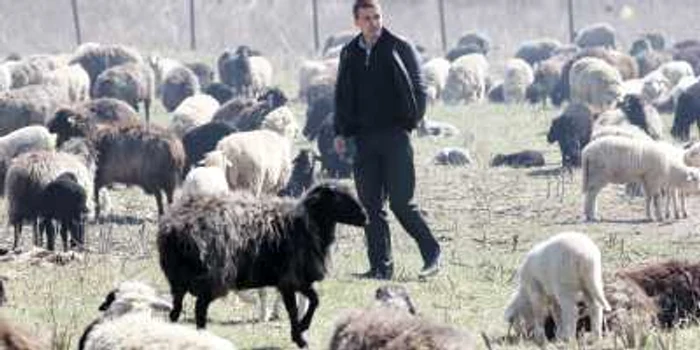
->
[491, 150, 544, 168]
[515, 38, 562, 66]
[92, 123, 186, 217]
[70, 43, 144, 95]
[5, 150, 93, 251]
[185, 62, 214, 88]
[0, 83, 70, 136]
[671, 80, 700, 141]
[316, 114, 352, 178]
[43, 64, 91, 103]
[157, 182, 368, 348]
[182, 121, 237, 173]
[434, 147, 472, 166]
[79, 280, 236, 350]
[160, 65, 201, 112]
[48, 99, 139, 147]
[0, 318, 42, 350]
[212, 88, 288, 132]
[329, 285, 475, 350]
[215, 129, 291, 195]
[503, 58, 534, 104]
[169, 94, 219, 137]
[582, 136, 700, 221]
[620, 260, 700, 328]
[37, 172, 88, 251]
[547, 103, 592, 167]
[278, 149, 317, 198]
[569, 57, 624, 114]
[0, 126, 56, 195]
[422, 57, 450, 102]
[442, 54, 489, 104]
[92, 63, 155, 123]
[204, 82, 235, 104]
[504, 232, 610, 343]
[575, 23, 616, 49]
[217, 46, 272, 98]
[180, 150, 230, 200]
[416, 118, 460, 137]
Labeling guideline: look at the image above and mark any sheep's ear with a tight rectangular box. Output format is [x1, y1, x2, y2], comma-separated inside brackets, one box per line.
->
[98, 290, 117, 311]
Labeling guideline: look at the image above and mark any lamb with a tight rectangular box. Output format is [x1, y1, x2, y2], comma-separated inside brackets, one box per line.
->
[515, 38, 562, 66]
[0, 318, 42, 350]
[215, 129, 291, 195]
[0, 83, 70, 136]
[212, 87, 288, 131]
[575, 22, 616, 49]
[5, 150, 93, 251]
[92, 63, 155, 124]
[278, 149, 318, 198]
[157, 182, 368, 348]
[0, 125, 56, 195]
[503, 58, 534, 104]
[69, 43, 144, 95]
[79, 280, 236, 350]
[91, 123, 186, 217]
[491, 150, 544, 168]
[434, 147, 472, 166]
[569, 57, 624, 114]
[185, 62, 214, 88]
[182, 121, 237, 173]
[671, 80, 700, 141]
[442, 53, 489, 104]
[179, 150, 230, 200]
[547, 103, 592, 168]
[328, 285, 476, 350]
[48, 98, 140, 147]
[37, 172, 88, 251]
[43, 64, 91, 103]
[581, 136, 700, 221]
[168, 94, 219, 137]
[504, 232, 610, 343]
[217, 46, 273, 98]
[422, 57, 450, 102]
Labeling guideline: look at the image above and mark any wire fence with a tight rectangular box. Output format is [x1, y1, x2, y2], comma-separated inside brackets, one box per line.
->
[0, 0, 698, 59]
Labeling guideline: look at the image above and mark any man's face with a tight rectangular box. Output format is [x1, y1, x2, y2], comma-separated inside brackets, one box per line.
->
[355, 6, 383, 40]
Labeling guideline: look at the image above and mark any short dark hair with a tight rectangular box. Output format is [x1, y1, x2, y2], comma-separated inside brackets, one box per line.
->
[353, 0, 379, 18]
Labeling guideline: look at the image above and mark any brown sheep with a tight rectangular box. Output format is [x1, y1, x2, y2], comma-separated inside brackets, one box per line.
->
[69, 43, 144, 95]
[48, 98, 139, 147]
[92, 63, 154, 124]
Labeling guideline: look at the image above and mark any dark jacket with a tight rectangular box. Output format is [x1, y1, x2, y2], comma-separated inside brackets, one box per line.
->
[334, 29, 427, 137]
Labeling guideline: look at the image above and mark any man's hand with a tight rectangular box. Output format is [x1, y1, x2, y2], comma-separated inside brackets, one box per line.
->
[333, 136, 346, 155]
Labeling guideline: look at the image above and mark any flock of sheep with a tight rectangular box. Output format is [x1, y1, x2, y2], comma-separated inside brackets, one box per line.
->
[1, 18, 700, 350]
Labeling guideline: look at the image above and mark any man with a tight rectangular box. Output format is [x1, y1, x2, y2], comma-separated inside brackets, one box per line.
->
[334, 0, 441, 280]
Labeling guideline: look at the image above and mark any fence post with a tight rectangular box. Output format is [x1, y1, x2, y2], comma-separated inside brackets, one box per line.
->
[70, 0, 82, 46]
[189, 0, 197, 50]
[312, 0, 320, 52]
[437, 0, 447, 52]
[567, 0, 575, 43]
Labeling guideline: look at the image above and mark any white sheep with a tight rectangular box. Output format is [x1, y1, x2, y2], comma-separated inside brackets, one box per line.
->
[442, 53, 489, 104]
[180, 150, 230, 200]
[0, 125, 56, 194]
[569, 57, 623, 114]
[215, 129, 291, 196]
[658, 60, 695, 87]
[422, 57, 450, 102]
[80, 280, 236, 350]
[504, 231, 610, 343]
[261, 106, 299, 140]
[44, 64, 91, 103]
[582, 136, 700, 221]
[249, 56, 274, 97]
[641, 70, 670, 103]
[169, 94, 219, 137]
[503, 58, 534, 104]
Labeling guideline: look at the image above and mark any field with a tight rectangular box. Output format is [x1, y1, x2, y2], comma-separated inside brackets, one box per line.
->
[2, 80, 700, 350]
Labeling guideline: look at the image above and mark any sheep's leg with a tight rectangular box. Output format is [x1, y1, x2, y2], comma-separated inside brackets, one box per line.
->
[194, 294, 213, 329]
[12, 223, 22, 251]
[93, 183, 102, 221]
[584, 187, 601, 222]
[169, 287, 186, 323]
[297, 287, 319, 332]
[258, 288, 270, 322]
[588, 298, 605, 340]
[653, 193, 663, 222]
[45, 220, 56, 251]
[681, 190, 688, 218]
[279, 287, 306, 348]
[672, 189, 681, 219]
[144, 98, 151, 126]
[555, 294, 577, 343]
[60, 221, 69, 252]
[33, 219, 41, 247]
[664, 188, 672, 219]
[155, 191, 164, 216]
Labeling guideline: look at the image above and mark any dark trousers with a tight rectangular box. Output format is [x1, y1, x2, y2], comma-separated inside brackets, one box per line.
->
[353, 128, 440, 272]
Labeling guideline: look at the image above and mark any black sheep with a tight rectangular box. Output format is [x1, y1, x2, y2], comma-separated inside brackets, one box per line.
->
[278, 149, 318, 198]
[491, 150, 545, 168]
[157, 182, 367, 348]
[203, 82, 234, 105]
[181, 121, 237, 174]
[671, 81, 700, 141]
[547, 103, 592, 168]
[38, 172, 88, 251]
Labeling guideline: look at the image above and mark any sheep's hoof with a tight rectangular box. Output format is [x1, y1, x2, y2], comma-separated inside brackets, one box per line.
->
[292, 333, 307, 348]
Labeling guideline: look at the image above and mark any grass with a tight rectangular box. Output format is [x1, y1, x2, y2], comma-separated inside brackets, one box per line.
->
[2, 66, 700, 350]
